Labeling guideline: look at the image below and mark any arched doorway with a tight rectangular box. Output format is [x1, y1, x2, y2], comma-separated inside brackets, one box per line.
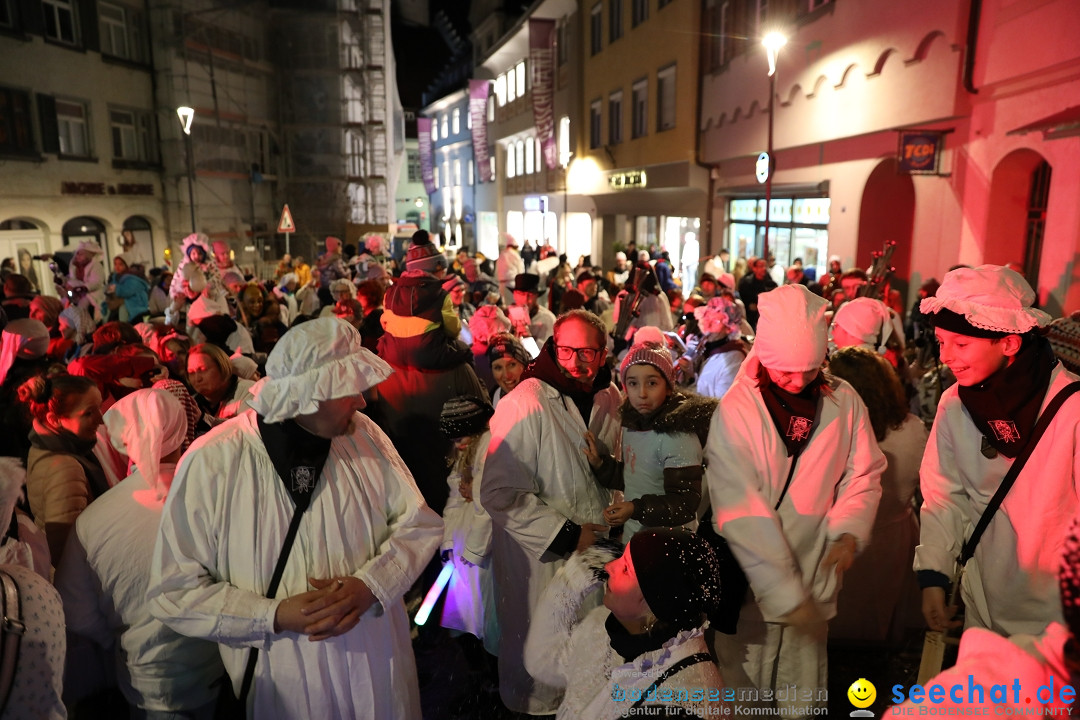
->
[857, 158, 915, 301]
[62, 216, 108, 252]
[986, 149, 1050, 291]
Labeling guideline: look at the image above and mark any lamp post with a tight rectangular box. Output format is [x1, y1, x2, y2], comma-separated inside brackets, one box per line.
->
[176, 106, 197, 233]
[761, 32, 787, 260]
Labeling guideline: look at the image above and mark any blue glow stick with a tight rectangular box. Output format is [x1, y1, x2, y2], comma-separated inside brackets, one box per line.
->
[414, 562, 454, 626]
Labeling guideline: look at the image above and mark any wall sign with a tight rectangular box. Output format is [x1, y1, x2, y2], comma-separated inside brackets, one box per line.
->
[61, 182, 154, 196]
[609, 170, 647, 190]
[898, 131, 945, 174]
[755, 152, 770, 184]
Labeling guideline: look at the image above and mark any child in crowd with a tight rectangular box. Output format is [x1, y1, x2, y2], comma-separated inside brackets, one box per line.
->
[916, 264, 1080, 638]
[584, 328, 716, 541]
[690, 294, 748, 398]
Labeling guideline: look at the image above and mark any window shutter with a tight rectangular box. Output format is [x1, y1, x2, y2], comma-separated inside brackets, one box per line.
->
[16, 0, 44, 35]
[78, 0, 99, 51]
[37, 93, 59, 154]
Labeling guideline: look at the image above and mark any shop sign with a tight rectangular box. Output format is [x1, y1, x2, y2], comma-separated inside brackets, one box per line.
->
[60, 182, 154, 196]
[898, 131, 944, 174]
[528, 19, 558, 170]
[609, 170, 646, 190]
[523, 196, 549, 213]
[755, 152, 770, 184]
[469, 80, 493, 182]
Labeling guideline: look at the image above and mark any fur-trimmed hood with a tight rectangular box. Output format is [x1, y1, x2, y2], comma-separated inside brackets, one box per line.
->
[621, 391, 718, 446]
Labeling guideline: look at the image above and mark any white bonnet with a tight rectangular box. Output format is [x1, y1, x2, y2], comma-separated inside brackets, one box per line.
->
[754, 284, 828, 372]
[920, 264, 1051, 336]
[104, 389, 187, 500]
[832, 298, 894, 352]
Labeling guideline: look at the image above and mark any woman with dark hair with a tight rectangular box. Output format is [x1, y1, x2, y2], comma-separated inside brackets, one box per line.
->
[21, 373, 106, 565]
[827, 345, 929, 645]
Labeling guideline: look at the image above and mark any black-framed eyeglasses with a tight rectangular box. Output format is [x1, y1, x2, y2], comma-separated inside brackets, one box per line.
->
[555, 345, 601, 362]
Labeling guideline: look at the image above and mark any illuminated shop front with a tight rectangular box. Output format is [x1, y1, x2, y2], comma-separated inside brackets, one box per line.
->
[726, 196, 831, 279]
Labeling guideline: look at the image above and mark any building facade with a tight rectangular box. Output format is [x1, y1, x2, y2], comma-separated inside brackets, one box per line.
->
[0, 0, 163, 292]
[422, 88, 478, 250]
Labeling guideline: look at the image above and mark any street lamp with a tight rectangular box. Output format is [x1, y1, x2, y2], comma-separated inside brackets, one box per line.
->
[761, 31, 787, 260]
[176, 106, 197, 233]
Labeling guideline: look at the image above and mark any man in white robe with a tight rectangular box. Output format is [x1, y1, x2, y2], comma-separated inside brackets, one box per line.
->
[148, 318, 443, 719]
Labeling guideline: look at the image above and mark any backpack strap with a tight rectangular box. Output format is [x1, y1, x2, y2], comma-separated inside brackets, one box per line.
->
[0, 569, 25, 715]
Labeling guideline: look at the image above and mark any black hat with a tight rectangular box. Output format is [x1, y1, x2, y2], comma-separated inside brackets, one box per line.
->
[514, 273, 540, 294]
[439, 395, 495, 439]
[576, 269, 600, 285]
[629, 528, 723, 631]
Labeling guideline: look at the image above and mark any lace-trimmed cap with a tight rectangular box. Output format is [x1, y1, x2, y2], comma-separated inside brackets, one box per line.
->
[249, 317, 393, 423]
[920, 264, 1051, 336]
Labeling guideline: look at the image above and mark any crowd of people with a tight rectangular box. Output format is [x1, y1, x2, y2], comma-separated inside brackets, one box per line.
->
[2, 228, 1080, 720]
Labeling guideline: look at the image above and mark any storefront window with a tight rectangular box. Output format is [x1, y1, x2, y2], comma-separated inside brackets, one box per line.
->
[506, 211, 524, 247]
[727, 196, 831, 280]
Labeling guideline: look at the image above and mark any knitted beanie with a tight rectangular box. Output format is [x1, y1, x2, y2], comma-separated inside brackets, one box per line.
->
[406, 231, 447, 273]
[486, 332, 530, 366]
[439, 395, 494, 439]
[1047, 313, 1080, 375]
[620, 332, 675, 387]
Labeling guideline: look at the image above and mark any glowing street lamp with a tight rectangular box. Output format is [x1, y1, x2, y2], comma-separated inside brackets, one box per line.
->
[176, 106, 197, 233]
[761, 32, 787, 259]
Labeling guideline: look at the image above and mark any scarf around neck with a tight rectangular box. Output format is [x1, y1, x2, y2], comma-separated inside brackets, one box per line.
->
[257, 416, 333, 510]
[757, 365, 823, 456]
[29, 428, 110, 500]
[957, 336, 1057, 459]
[524, 337, 613, 427]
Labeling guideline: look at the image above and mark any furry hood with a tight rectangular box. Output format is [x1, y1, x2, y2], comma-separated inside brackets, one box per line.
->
[621, 391, 718, 447]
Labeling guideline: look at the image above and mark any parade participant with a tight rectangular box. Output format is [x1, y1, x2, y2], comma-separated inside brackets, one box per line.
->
[706, 284, 884, 718]
[186, 342, 254, 422]
[481, 309, 622, 715]
[485, 332, 529, 407]
[68, 238, 107, 322]
[525, 529, 726, 719]
[55, 389, 224, 718]
[585, 332, 714, 541]
[690, 294, 747, 398]
[916, 265, 1080, 637]
[468, 305, 512, 392]
[496, 235, 525, 305]
[149, 318, 443, 719]
[510, 272, 555, 345]
[167, 233, 227, 328]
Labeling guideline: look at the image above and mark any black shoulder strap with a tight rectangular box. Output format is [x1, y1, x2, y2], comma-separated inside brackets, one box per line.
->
[959, 381, 1080, 566]
[0, 568, 24, 716]
[630, 652, 714, 710]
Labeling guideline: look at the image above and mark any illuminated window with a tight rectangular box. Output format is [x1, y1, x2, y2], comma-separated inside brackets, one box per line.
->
[516, 60, 526, 97]
[507, 66, 517, 102]
[452, 108, 460, 134]
[608, 90, 623, 145]
[507, 145, 516, 178]
[657, 64, 676, 131]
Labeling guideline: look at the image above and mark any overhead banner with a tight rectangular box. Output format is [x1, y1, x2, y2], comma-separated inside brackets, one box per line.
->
[418, 117, 436, 195]
[469, 79, 493, 183]
[529, 18, 558, 170]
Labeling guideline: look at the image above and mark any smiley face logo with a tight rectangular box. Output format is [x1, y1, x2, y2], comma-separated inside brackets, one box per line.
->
[848, 678, 876, 709]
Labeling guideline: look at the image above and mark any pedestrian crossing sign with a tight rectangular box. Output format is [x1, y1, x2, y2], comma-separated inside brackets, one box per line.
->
[277, 204, 296, 233]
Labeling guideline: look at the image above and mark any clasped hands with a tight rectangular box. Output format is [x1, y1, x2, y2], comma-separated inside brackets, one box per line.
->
[273, 576, 376, 641]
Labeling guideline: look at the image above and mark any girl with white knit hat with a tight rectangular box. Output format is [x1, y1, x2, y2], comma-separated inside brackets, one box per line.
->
[584, 326, 717, 542]
[705, 284, 885, 718]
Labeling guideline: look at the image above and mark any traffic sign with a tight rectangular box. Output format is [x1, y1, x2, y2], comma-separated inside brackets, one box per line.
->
[277, 204, 296, 233]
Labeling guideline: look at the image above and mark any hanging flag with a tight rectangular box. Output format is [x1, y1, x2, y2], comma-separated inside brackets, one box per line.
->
[469, 79, 493, 183]
[529, 18, 558, 170]
[418, 117, 436, 195]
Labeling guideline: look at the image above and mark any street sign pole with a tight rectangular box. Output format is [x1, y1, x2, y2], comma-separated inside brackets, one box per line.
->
[285, 232, 291, 255]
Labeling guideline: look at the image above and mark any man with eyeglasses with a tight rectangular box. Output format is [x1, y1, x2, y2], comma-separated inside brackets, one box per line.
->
[482, 309, 622, 716]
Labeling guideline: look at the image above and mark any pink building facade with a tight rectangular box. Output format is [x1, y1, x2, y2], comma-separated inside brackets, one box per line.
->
[699, 0, 1080, 314]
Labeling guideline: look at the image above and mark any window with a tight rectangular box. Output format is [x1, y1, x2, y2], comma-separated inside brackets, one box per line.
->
[110, 108, 156, 163]
[658, 0, 673, 7]
[657, 64, 676, 131]
[495, 74, 507, 107]
[466, 107, 472, 130]
[407, 151, 421, 183]
[43, 0, 78, 44]
[609, 0, 622, 42]
[515, 140, 524, 177]
[608, 91, 623, 145]
[589, 99, 602, 149]
[452, 108, 460, 134]
[434, 165, 440, 188]
[0, 87, 34, 155]
[507, 66, 517, 102]
[524, 137, 534, 175]
[706, 0, 732, 71]
[632, 0, 648, 27]
[631, 79, 647, 138]
[0, 0, 13, 29]
[489, 156, 495, 180]
[487, 96, 494, 122]
[453, 158, 461, 186]
[467, 160, 474, 186]
[442, 161, 450, 188]
[440, 114, 448, 139]
[558, 116, 571, 167]
[506, 145, 516, 178]
[590, 3, 602, 55]
[57, 100, 90, 156]
[515, 61, 526, 98]
[99, 3, 145, 62]
[432, 118, 439, 141]
[535, 138, 542, 171]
